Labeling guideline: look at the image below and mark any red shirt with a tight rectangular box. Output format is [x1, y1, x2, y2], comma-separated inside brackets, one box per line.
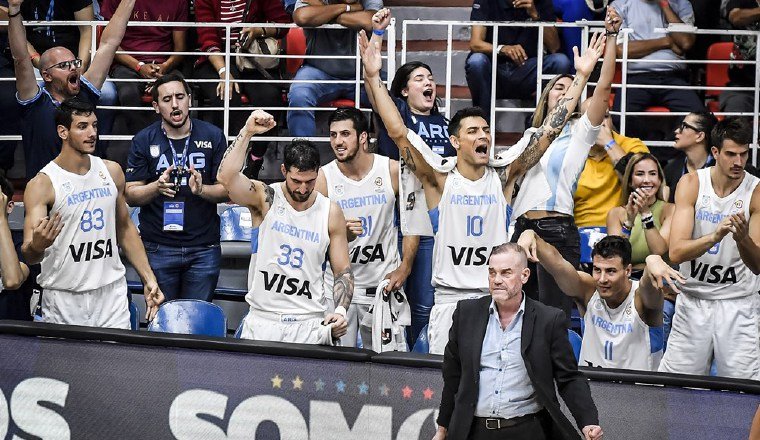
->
[100, 0, 189, 64]
[194, 0, 292, 64]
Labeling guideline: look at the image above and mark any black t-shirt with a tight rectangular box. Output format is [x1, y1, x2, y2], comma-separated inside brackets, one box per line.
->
[726, 0, 758, 86]
[0, 230, 39, 321]
[126, 119, 227, 247]
[375, 97, 455, 160]
[21, 0, 92, 55]
[470, 0, 556, 59]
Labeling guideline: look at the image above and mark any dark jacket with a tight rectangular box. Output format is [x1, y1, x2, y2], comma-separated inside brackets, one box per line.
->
[437, 295, 599, 440]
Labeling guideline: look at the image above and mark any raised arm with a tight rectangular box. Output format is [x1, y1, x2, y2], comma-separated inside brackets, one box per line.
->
[74, 4, 94, 72]
[21, 174, 61, 266]
[517, 229, 595, 307]
[107, 161, 164, 321]
[585, 7, 620, 126]
[508, 33, 607, 181]
[83, 0, 136, 89]
[635, 254, 683, 326]
[7, 0, 40, 101]
[216, 111, 275, 218]
[668, 173, 729, 263]
[0, 193, 29, 290]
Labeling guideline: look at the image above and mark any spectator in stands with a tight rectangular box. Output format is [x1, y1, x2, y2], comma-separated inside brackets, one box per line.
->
[125, 73, 229, 302]
[315, 107, 417, 349]
[663, 116, 760, 379]
[22, 98, 164, 327]
[0, 175, 33, 320]
[518, 231, 679, 371]
[722, 0, 759, 115]
[21, 0, 119, 155]
[7, 0, 131, 178]
[287, 0, 381, 137]
[509, 7, 618, 322]
[368, 12, 448, 346]
[663, 111, 717, 202]
[465, 0, 572, 113]
[217, 110, 353, 345]
[611, 0, 706, 144]
[607, 153, 674, 275]
[101, 0, 188, 134]
[0, 3, 21, 173]
[553, 0, 596, 65]
[194, 0, 290, 136]
[574, 109, 649, 228]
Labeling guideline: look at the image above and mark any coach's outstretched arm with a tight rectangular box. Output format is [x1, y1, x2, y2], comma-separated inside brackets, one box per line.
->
[518, 229, 595, 308]
[217, 110, 277, 218]
[106, 161, 165, 321]
[359, 20, 445, 201]
[83, 0, 136, 90]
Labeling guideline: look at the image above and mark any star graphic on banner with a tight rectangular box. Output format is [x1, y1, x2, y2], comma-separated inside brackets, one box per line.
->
[271, 374, 283, 389]
[292, 376, 304, 390]
[315, 379, 326, 391]
[336, 380, 347, 393]
[379, 384, 390, 396]
[402, 385, 413, 399]
[358, 382, 369, 395]
[423, 387, 434, 400]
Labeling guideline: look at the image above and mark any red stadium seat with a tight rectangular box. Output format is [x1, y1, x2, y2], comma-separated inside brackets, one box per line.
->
[705, 42, 735, 120]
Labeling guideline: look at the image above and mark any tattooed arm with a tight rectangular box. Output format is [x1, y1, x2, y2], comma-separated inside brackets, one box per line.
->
[216, 110, 276, 216]
[327, 201, 354, 310]
[507, 33, 607, 185]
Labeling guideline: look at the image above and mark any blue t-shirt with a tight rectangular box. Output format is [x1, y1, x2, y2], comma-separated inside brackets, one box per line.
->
[470, 0, 556, 59]
[17, 77, 101, 177]
[126, 119, 227, 247]
[376, 97, 455, 160]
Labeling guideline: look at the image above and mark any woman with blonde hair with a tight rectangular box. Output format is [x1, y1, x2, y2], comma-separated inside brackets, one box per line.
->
[607, 152, 674, 273]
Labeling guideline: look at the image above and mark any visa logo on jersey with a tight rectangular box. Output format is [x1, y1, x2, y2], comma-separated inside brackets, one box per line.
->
[349, 244, 385, 264]
[68, 239, 114, 262]
[261, 271, 312, 298]
[689, 261, 737, 284]
[448, 246, 489, 266]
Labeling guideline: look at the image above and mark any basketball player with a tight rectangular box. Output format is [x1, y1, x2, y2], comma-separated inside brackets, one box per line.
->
[217, 110, 353, 345]
[662, 117, 760, 379]
[360, 16, 607, 354]
[519, 231, 683, 371]
[21, 98, 164, 328]
[315, 107, 418, 348]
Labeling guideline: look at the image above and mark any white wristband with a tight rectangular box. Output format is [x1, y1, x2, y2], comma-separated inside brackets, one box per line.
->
[334, 306, 347, 317]
[345, 3, 350, 12]
[497, 44, 505, 54]
[217, 66, 227, 77]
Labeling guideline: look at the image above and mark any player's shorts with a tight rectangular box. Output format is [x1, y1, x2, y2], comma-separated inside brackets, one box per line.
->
[42, 276, 130, 329]
[428, 290, 489, 355]
[240, 308, 336, 345]
[659, 293, 760, 379]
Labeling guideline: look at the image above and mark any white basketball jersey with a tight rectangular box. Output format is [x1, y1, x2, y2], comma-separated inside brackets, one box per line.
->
[431, 167, 509, 293]
[580, 280, 663, 371]
[679, 168, 760, 300]
[37, 156, 125, 291]
[322, 156, 399, 305]
[246, 183, 331, 315]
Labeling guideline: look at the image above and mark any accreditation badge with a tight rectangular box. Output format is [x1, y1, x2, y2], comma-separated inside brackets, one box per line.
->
[163, 200, 185, 231]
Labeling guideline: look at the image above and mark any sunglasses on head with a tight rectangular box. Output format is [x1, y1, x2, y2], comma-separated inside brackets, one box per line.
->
[44, 58, 83, 72]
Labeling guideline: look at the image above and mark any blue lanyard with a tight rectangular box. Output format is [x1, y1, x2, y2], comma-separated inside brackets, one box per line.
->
[162, 122, 192, 170]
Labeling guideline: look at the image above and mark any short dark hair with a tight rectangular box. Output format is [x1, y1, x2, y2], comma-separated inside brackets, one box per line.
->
[151, 72, 192, 103]
[591, 236, 632, 267]
[328, 107, 368, 135]
[0, 173, 13, 201]
[711, 117, 751, 151]
[448, 107, 488, 137]
[55, 97, 96, 130]
[283, 139, 320, 172]
[390, 61, 440, 115]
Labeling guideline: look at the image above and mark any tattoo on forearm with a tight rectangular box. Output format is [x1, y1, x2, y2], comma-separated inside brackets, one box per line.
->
[333, 267, 354, 309]
[264, 185, 274, 207]
[404, 148, 417, 172]
[218, 131, 247, 173]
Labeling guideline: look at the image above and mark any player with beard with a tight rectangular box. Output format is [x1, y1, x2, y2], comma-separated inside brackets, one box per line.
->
[21, 98, 164, 328]
[217, 110, 353, 345]
[360, 8, 606, 354]
[661, 117, 760, 379]
[125, 73, 229, 302]
[7, 0, 135, 177]
[315, 107, 418, 348]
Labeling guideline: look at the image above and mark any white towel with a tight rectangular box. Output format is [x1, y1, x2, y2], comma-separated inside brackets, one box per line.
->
[399, 130, 552, 235]
[361, 279, 411, 352]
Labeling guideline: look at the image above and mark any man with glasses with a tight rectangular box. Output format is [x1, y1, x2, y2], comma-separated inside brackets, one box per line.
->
[7, 0, 134, 178]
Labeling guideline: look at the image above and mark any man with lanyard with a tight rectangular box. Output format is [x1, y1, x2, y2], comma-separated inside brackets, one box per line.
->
[125, 73, 229, 302]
